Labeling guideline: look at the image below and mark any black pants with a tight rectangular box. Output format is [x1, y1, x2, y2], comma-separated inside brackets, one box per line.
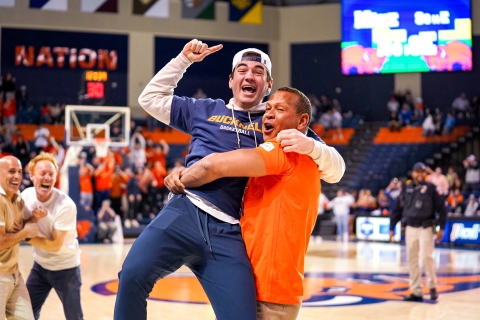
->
[26, 262, 83, 320]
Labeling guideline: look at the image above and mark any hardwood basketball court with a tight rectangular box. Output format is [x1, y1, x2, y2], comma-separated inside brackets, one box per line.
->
[17, 240, 480, 320]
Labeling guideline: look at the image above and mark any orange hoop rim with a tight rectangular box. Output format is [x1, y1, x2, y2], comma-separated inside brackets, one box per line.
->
[93, 138, 111, 158]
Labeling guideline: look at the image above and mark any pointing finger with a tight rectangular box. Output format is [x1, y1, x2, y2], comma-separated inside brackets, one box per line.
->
[201, 44, 223, 58]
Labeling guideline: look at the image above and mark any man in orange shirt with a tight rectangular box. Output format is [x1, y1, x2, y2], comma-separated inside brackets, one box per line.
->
[94, 150, 115, 211]
[151, 160, 167, 208]
[146, 139, 170, 169]
[78, 152, 94, 208]
[179, 87, 321, 319]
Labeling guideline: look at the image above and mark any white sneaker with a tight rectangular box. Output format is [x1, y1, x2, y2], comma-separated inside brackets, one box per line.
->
[124, 219, 131, 228]
[131, 220, 140, 228]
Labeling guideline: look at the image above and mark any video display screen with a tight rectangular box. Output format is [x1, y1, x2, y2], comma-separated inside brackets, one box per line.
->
[341, 0, 472, 75]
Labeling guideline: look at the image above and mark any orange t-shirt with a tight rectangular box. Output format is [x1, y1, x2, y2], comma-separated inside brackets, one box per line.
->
[79, 166, 93, 193]
[110, 172, 129, 198]
[152, 165, 167, 188]
[148, 150, 166, 169]
[4, 98, 16, 117]
[241, 140, 320, 305]
[95, 164, 114, 191]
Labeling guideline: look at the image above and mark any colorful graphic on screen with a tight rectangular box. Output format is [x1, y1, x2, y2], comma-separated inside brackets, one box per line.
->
[341, 0, 472, 75]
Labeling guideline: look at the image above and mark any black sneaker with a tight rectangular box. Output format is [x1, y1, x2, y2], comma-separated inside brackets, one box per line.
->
[403, 294, 423, 302]
[430, 288, 438, 300]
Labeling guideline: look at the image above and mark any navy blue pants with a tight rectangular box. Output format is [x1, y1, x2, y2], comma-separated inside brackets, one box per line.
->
[26, 262, 83, 320]
[114, 195, 256, 320]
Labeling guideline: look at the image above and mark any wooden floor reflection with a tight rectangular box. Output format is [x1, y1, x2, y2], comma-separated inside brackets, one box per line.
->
[17, 239, 480, 320]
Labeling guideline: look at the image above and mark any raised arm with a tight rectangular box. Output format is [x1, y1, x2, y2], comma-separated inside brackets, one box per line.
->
[138, 39, 223, 124]
[160, 139, 170, 155]
[180, 148, 266, 188]
[276, 129, 345, 183]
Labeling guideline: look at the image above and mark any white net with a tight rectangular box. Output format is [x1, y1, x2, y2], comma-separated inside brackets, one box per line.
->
[93, 138, 111, 158]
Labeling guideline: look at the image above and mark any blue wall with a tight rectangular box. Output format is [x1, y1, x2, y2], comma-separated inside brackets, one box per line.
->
[291, 42, 395, 121]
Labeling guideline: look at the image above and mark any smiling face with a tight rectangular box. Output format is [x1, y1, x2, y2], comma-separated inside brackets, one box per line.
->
[229, 60, 272, 110]
[30, 160, 57, 202]
[0, 156, 22, 199]
[412, 169, 426, 184]
[262, 90, 309, 141]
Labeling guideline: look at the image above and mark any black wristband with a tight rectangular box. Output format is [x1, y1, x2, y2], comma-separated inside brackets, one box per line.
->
[24, 238, 31, 242]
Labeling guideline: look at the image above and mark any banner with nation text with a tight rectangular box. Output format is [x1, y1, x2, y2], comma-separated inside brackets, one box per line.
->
[1, 28, 128, 107]
[29, 0, 68, 11]
[81, 0, 117, 13]
[229, 0, 262, 25]
[182, 0, 215, 20]
[133, 0, 169, 18]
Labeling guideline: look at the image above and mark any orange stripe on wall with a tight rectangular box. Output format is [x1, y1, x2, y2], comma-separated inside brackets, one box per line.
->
[16, 124, 191, 145]
[373, 126, 469, 144]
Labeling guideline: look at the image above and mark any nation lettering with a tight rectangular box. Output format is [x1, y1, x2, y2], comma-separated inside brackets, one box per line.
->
[15, 46, 117, 70]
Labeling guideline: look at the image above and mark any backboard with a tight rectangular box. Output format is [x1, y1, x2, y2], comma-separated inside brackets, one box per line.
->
[65, 105, 130, 147]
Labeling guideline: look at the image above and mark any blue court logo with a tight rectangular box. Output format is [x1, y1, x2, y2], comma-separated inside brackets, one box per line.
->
[92, 272, 480, 306]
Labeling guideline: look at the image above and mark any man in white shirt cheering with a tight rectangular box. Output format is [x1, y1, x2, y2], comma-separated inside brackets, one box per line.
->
[23, 152, 83, 320]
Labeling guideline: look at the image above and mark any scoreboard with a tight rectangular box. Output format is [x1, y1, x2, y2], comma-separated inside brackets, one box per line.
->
[341, 0, 472, 75]
[83, 70, 108, 101]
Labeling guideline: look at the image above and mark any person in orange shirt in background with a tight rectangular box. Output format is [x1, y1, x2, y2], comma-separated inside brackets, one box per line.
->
[447, 189, 464, 207]
[179, 87, 324, 319]
[78, 152, 94, 209]
[151, 160, 167, 209]
[94, 149, 115, 212]
[112, 148, 123, 169]
[146, 140, 169, 169]
[2, 93, 16, 128]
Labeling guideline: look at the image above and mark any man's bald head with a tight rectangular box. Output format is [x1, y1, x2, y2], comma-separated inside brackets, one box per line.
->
[0, 156, 22, 199]
[0, 156, 22, 170]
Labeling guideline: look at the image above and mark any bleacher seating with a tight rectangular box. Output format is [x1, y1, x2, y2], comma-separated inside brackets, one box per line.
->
[348, 125, 474, 194]
[349, 144, 445, 193]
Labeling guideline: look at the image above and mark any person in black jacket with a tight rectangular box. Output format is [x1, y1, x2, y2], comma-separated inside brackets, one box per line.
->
[389, 162, 446, 302]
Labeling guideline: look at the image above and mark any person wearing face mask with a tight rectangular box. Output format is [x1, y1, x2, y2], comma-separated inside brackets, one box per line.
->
[22, 153, 83, 320]
[114, 39, 345, 320]
[389, 162, 446, 302]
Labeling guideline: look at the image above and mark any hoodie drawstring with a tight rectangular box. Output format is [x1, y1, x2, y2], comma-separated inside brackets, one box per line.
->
[231, 108, 259, 148]
[195, 207, 212, 252]
[231, 107, 241, 148]
[247, 111, 258, 147]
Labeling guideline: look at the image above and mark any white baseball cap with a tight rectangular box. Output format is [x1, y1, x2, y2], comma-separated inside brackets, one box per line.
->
[232, 48, 272, 77]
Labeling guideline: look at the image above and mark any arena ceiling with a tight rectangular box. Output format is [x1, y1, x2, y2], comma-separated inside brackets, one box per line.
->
[219, 0, 340, 6]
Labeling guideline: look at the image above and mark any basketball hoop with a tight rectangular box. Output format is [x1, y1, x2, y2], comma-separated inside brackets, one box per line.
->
[93, 138, 111, 158]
